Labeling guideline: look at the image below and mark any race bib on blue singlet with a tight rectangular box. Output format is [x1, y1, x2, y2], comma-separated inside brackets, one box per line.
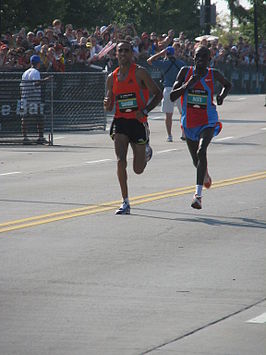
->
[187, 89, 208, 109]
[117, 93, 138, 112]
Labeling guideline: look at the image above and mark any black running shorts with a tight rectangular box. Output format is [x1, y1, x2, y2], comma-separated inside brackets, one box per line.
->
[110, 118, 149, 144]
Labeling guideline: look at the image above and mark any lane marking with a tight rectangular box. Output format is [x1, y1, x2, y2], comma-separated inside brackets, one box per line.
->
[142, 297, 266, 354]
[247, 312, 266, 324]
[261, 128, 266, 131]
[85, 159, 112, 164]
[0, 172, 21, 176]
[149, 116, 164, 120]
[0, 171, 265, 234]
[53, 136, 65, 140]
[215, 136, 234, 142]
[157, 149, 178, 154]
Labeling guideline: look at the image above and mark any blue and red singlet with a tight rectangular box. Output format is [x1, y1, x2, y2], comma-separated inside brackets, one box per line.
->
[181, 66, 222, 141]
[113, 63, 149, 123]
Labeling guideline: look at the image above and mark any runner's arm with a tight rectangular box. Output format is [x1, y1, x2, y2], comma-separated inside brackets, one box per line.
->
[170, 67, 200, 102]
[136, 67, 163, 119]
[213, 69, 232, 105]
[104, 73, 114, 111]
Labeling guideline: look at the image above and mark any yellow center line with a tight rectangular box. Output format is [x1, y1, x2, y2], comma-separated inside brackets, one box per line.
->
[0, 171, 266, 234]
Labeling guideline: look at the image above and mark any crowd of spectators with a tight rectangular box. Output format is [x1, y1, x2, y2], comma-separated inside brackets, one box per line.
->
[0, 19, 265, 72]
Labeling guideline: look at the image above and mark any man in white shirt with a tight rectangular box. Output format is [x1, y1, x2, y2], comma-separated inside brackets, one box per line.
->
[20, 55, 48, 144]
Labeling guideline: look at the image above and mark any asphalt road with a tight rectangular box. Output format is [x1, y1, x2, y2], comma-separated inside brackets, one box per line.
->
[0, 95, 266, 355]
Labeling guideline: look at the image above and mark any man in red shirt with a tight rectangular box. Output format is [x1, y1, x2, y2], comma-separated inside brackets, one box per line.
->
[104, 40, 162, 215]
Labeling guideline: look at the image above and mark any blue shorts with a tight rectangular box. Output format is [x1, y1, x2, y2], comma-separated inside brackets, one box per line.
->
[184, 122, 222, 141]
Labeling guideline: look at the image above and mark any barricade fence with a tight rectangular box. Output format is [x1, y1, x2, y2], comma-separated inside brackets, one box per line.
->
[1, 64, 264, 144]
[135, 60, 266, 95]
[0, 77, 53, 144]
[0, 72, 107, 145]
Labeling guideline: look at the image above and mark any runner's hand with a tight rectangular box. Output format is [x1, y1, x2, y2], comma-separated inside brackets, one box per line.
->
[186, 74, 200, 89]
[104, 96, 113, 111]
[135, 110, 145, 121]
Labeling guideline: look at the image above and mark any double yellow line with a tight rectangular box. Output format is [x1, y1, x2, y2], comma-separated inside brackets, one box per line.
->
[1, 171, 266, 234]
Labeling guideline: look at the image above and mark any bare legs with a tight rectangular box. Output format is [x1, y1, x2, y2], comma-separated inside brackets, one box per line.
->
[186, 127, 214, 186]
[165, 112, 173, 138]
[114, 133, 146, 200]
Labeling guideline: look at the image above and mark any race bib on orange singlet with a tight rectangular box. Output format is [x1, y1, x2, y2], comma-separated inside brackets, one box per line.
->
[117, 93, 138, 112]
[187, 89, 208, 109]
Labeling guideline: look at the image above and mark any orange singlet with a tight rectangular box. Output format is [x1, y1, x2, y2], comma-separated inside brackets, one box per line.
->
[113, 63, 149, 123]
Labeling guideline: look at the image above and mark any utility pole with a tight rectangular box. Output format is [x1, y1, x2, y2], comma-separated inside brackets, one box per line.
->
[0, 0, 2, 39]
[254, 0, 259, 93]
[205, 0, 211, 35]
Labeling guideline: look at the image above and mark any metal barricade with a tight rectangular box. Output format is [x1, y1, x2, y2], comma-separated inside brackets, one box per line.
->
[50, 72, 107, 133]
[0, 76, 53, 144]
[0, 71, 107, 145]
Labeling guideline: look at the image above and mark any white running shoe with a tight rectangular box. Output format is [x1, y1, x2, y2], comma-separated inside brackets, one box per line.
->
[191, 194, 202, 209]
[167, 135, 173, 142]
[115, 201, 131, 215]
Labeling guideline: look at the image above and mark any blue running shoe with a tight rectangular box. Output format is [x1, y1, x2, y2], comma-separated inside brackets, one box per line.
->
[145, 143, 153, 162]
[115, 201, 130, 215]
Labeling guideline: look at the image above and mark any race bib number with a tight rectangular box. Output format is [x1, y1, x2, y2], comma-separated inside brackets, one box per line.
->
[187, 89, 208, 109]
[117, 93, 138, 112]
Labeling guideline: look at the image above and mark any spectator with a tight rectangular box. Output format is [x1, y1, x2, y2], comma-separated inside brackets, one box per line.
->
[45, 28, 55, 45]
[26, 32, 36, 49]
[20, 55, 48, 144]
[139, 32, 151, 59]
[35, 30, 44, 45]
[0, 44, 9, 66]
[64, 24, 76, 44]
[88, 36, 102, 58]
[52, 19, 62, 35]
[147, 46, 185, 142]
[150, 32, 159, 55]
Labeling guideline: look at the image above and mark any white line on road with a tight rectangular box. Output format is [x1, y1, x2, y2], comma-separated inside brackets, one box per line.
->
[246, 312, 266, 324]
[85, 159, 112, 164]
[261, 128, 266, 131]
[149, 116, 164, 120]
[0, 172, 21, 176]
[53, 136, 65, 140]
[216, 136, 234, 142]
[156, 149, 178, 154]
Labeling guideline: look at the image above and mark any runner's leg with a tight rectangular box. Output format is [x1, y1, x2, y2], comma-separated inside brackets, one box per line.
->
[196, 127, 214, 185]
[114, 133, 129, 200]
[186, 138, 199, 168]
[131, 143, 146, 174]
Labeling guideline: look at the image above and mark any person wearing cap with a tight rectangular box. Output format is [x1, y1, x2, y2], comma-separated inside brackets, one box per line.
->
[20, 55, 48, 144]
[147, 46, 185, 142]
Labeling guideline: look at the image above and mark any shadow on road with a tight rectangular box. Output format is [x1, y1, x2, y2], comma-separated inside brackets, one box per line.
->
[132, 208, 266, 230]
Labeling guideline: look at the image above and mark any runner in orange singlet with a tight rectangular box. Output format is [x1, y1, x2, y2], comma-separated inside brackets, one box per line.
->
[104, 41, 162, 215]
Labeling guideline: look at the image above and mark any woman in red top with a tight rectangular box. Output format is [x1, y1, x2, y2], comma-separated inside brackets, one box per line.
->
[104, 40, 162, 215]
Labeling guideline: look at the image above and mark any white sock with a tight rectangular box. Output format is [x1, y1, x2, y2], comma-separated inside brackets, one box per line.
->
[196, 185, 203, 197]
[123, 198, 129, 205]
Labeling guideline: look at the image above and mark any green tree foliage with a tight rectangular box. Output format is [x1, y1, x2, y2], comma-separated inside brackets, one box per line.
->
[225, 0, 266, 41]
[109, 0, 200, 38]
[1, 0, 201, 38]
[1, 0, 66, 31]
